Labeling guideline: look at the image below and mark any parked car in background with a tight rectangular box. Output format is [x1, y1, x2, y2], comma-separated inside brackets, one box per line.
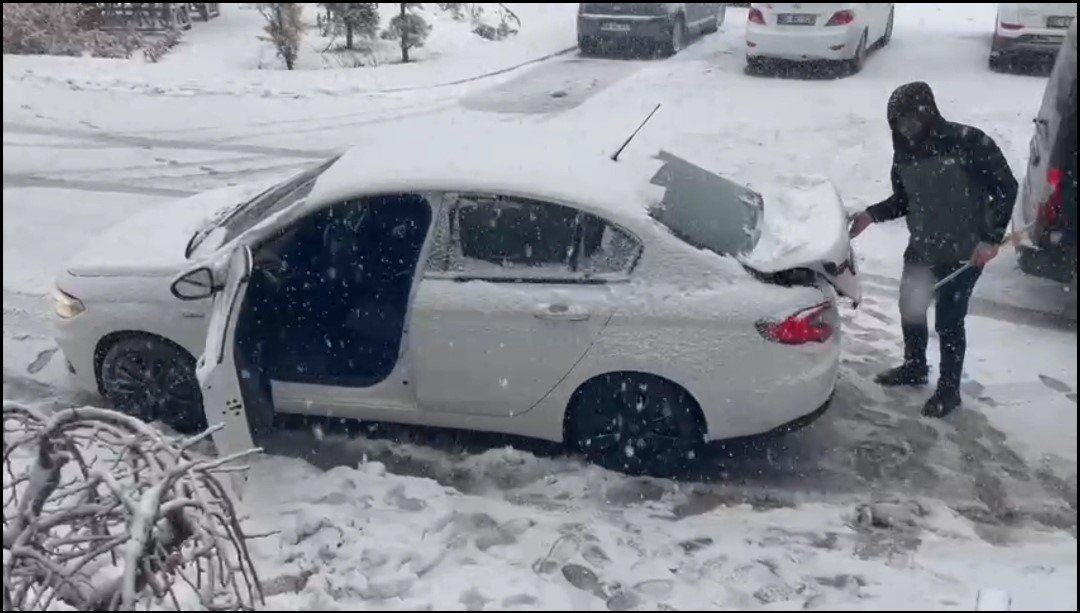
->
[989, 3, 1077, 70]
[1013, 22, 1077, 318]
[577, 3, 725, 56]
[745, 3, 894, 73]
[52, 137, 860, 476]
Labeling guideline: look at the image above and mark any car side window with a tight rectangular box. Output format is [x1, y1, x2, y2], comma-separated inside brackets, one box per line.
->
[576, 214, 642, 275]
[426, 193, 641, 281]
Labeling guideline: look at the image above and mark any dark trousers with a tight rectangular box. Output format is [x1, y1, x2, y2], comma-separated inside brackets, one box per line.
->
[898, 262, 981, 390]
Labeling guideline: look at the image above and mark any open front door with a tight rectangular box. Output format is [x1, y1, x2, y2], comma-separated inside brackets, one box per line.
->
[195, 245, 256, 465]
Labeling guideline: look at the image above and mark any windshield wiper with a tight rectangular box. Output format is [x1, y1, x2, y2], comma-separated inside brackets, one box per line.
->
[184, 230, 199, 259]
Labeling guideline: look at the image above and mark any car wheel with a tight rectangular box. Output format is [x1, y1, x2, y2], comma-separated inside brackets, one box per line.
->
[579, 37, 598, 56]
[661, 15, 687, 56]
[566, 373, 704, 476]
[847, 30, 868, 74]
[988, 50, 1006, 71]
[100, 337, 205, 432]
[881, 7, 894, 46]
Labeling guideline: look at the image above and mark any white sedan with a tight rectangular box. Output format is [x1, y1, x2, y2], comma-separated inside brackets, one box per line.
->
[746, 3, 895, 72]
[989, 3, 1076, 69]
[53, 140, 859, 474]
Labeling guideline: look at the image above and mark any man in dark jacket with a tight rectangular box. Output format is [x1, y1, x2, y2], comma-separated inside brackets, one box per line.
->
[849, 81, 1018, 418]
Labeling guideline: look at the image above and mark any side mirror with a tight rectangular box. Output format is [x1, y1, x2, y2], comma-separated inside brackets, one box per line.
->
[170, 267, 217, 301]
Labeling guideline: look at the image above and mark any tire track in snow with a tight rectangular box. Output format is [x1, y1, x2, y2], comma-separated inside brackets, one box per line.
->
[2, 173, 196, 198]
[2, 122, 335, 160]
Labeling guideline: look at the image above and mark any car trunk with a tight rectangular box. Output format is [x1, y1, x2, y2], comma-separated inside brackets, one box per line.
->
[760, 3, 850, 28]
[1017, 3, 1076, 28]
[580, 3, 669, 16]
[648, 151, 860, 302]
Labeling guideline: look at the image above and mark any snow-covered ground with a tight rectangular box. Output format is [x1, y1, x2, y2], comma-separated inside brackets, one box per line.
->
[3, 3, 1076, 610]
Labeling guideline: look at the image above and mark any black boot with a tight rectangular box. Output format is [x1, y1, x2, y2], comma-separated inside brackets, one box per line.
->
[875, 362, 929, 387]
[922, 383, 961, 418]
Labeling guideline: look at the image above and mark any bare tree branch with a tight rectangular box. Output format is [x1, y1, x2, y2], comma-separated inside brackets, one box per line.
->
[3, 403, 262, 611]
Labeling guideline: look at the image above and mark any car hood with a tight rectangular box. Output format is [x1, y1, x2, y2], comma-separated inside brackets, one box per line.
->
[65, 183, 263, 278]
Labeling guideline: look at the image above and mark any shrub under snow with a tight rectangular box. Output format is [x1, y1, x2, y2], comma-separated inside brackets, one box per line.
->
[2, 402, 262, 611]
[2, 3, 143, 59]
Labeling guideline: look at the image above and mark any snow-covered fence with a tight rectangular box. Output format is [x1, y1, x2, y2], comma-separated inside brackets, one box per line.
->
[2, 403, 262, 611]
[98, 3, 192, 32]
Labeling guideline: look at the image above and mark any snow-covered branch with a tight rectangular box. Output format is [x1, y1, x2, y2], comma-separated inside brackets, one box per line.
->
[2, 403, 262, 611]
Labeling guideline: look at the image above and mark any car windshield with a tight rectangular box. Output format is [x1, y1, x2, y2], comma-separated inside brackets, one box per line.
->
[648, 151, 763, 257]
[187, 156, 339, 256]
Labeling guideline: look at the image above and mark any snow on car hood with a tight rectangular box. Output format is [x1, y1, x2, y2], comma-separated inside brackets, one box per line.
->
[741, 175, 850, 273]
[65, 183, 266, 277]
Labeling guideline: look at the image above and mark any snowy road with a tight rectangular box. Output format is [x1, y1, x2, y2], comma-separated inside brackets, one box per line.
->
[3, 3, 1076, 610]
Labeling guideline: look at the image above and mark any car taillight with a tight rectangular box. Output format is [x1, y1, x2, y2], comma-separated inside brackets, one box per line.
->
[999, 22, 1023, 30]
[1038, 166, 1066, 228]
[748, 8, 765, 25]
[825, 10, 855, 26]
[756, 303, 834, 345]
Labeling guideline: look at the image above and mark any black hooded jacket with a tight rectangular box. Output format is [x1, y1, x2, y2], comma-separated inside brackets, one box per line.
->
[867, 82, 1018, 263]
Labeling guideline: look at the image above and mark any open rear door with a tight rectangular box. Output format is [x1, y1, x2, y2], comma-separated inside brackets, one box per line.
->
[195, 245, 257, 470]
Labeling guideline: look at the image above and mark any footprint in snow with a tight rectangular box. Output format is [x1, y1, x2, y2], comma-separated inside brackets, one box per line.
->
[1038, 374, 1073, 394]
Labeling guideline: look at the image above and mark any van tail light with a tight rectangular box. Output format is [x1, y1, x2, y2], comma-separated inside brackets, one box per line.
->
[748, 8, 765, 25]
[1038, 166, 1066, 229]
[756, 303, 834, 345]
[999, 22, 1023, 31]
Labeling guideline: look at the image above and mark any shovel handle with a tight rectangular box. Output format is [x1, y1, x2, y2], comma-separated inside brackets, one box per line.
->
[931, 221, 1037, 291]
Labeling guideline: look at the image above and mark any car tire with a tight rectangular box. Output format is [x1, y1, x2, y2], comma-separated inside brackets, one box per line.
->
[661, 15, 687, 56]
[881, 7, 894, 46]
[579, 37, 598, 56]
[100, 336, 205, 432]
[566, 373, 704, 476]
[988, 50, 1006, 71]
[847, 30, 868, 74]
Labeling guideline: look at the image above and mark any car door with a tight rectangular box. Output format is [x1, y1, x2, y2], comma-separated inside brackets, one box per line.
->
[195, 245, 257, 467]
[409, 193, 642, 417]
[688, 3, 715, 29]
[682, 3, 703, 28]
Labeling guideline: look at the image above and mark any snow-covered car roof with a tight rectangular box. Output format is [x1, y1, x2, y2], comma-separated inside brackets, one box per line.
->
[304, 134, 667, 226]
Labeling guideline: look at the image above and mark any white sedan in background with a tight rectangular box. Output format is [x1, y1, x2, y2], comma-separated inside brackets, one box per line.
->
[52, 139, 859, 475]
[989, 3, 1076, 69]
[746, 3, 895, 73]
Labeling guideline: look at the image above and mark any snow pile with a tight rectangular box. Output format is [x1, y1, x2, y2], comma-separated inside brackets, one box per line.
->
[238, 436, 1077, 610]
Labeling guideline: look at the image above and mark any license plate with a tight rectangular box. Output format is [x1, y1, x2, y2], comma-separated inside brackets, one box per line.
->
[601, 22, 632, 33]
[777, 14, 816, 26]
[1047, 16, 1073, 29]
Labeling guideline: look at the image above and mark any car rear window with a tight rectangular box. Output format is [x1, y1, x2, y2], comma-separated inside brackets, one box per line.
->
[648, 152, 763, 257]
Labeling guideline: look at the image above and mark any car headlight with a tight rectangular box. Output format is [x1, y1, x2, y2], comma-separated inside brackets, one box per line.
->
[51, 288, 85, 319]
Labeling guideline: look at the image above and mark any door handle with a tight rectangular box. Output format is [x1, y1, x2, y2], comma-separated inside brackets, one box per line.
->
[534, 303, 590, 322]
